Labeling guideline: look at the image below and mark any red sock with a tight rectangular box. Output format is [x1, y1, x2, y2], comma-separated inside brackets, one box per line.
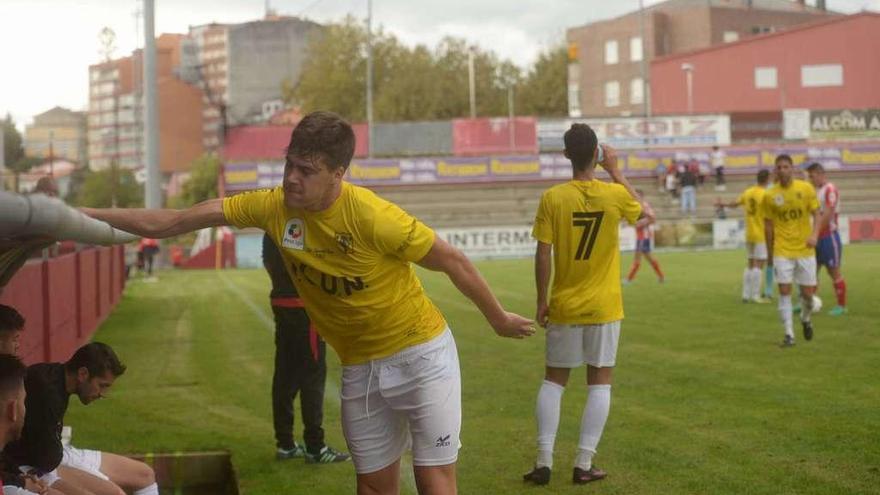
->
[627, 262, 641, 281]
[650, 259, 664, 280]
[833, 278, 846, 307]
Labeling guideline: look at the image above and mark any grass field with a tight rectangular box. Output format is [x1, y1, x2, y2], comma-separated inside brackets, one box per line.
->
[65, 244, 880, 494]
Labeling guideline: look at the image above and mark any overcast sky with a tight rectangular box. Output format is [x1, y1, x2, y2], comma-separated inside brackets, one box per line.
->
[1, 0, 877, 129]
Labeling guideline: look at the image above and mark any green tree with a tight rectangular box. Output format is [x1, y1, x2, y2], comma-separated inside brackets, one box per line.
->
[516, 45, 568, 117]
[2, 114, 27, 172]
[168, 154, 219, 208]
[73, 166, 143, 208]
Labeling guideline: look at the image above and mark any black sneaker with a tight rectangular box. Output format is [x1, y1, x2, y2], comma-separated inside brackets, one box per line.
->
[523, 466, 551, 485]
[802, 321, 813, 341]
[276, 443, 304, 460]
[573, 466, 607, 484]
[780, 335, 796, 348]
[304, 446, 350, 464]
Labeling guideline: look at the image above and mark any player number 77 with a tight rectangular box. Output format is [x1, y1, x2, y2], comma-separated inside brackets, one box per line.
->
[573, 211, 604, 261]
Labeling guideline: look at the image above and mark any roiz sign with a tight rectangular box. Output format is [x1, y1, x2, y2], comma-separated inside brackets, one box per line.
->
[538, 115, 731, 150]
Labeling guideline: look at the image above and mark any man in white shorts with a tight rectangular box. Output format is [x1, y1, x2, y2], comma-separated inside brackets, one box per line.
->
[524, 124, 643, 486]
[718, 169, 771, 302]
[763, 155, 820, 347]
[83, 111, 535, 494]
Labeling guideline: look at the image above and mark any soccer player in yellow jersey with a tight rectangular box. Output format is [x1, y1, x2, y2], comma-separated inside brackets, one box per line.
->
[82, 111, 535, 495]
[763, 154, 820, 347]
[523, 124, 643, 486]
[718, 169, 771, 303]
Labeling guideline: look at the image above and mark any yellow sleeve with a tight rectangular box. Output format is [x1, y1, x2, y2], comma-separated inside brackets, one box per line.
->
[532, 192, 553, 244]
[222, 188, 278, 230]
[371, 202, 435, 262]
[619, 186, 643, 225]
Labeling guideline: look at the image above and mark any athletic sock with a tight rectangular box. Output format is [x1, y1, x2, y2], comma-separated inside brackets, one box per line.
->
[134, 484, 159, 495]
[750, 268, 763, 299]
[742, 268, 751, 300]
[779, 295, 794, 338]
[535, 380, 564, 468]
[833, 278, 847, 307]
[649, 259, 664, 281]
[764, 266, 775, 297]
[627, 261, 640, 281]
[801, 294, 813, 323]
[575, 384, 611, 471]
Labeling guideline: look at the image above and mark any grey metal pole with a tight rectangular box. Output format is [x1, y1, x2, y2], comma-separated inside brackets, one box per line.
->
[686, 70, 694, 114]
[143, 0, 161, 209]
[366, 0, 374, 158]
[468, 49, 476, 118]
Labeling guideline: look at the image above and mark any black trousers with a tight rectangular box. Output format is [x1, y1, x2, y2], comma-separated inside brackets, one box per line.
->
[271, 305, 326, 452]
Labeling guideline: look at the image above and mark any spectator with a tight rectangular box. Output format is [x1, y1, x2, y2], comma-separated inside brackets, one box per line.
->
[138, 239, 159, 277]
[712, 146, 726, 190]
[665, 162, 679, 203]
[654, 162, 667, 192]
[678, 164, 698, 216]
[0, 354, 47, 495]
[33, 177, 59, 198]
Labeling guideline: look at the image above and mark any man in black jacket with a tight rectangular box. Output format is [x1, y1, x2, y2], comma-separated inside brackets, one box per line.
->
[263, 234, 349, 463]
[2, 342, 133, 495]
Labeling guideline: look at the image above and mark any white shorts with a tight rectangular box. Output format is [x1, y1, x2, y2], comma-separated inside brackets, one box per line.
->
[3, 487, 39, 495]
[61, 445, 108, 481]
[545, 321, 621, 368]
[774, 256, 817, 286]
[341, 328, 461, 474]
[746, 242, 768, 261]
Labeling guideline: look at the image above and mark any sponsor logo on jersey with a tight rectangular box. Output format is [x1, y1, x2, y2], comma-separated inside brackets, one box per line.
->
[773, 194, 785, 206]
[282, 219, 305, 250]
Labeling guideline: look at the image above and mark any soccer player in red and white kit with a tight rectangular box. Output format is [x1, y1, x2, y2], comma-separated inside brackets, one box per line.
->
[806, 163, 847, 316]
[624, 190, 663, 284]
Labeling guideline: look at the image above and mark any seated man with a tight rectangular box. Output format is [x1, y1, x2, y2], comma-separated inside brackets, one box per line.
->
[0, 353, 50, 495]
[2, 342, 157, 495]
[0, 305, 24, 356]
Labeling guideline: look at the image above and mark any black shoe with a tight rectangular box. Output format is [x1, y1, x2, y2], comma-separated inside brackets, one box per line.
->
[523, 466, 551, 485]
[802, 321, 813, 341]
[780, 335, 796, 348]
[573, 466, 607, 484]
[276, 443, 304, 460]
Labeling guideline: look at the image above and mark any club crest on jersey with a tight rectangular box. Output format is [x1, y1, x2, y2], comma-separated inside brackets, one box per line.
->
[335, 232, 354, 254]
[282, 219, 305, 250]
[773, 194, 785, 206]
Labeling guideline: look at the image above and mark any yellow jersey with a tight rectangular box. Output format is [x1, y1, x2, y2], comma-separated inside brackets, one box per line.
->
[762, 179, 819, 258]
[223, 183, 446, 365]
[532, 180, 642, 325]
[737, 185, 767, 243]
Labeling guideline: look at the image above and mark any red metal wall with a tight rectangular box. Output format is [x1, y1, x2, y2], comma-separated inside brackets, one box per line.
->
[650, 14, 880, 114]
[0, 246, 125, 365]
[452, 117, 538, 156]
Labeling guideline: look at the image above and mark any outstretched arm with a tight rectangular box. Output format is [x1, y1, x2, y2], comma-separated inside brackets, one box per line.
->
[417, 236, 535, 339]
[81, 199, 227, 238]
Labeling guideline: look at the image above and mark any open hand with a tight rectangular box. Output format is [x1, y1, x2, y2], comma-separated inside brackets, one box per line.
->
[491, 312, 536, 339]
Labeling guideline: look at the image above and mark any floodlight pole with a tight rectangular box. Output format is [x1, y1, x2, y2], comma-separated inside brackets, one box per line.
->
[143, 0, 161, 209]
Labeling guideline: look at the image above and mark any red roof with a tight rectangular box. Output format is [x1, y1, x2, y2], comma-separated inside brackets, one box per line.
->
[223, 126, 293, 161]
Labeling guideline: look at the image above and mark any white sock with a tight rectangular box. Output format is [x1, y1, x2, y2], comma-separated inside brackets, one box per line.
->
[800, 294, 813, 323]
[134, 483, 159, 495]
[575, 384, 611, 471]
[535, 380, 564, 468]
[779, 295, 794, 338]
[750, 268, 763, 299]
[741, 268, 751, 300]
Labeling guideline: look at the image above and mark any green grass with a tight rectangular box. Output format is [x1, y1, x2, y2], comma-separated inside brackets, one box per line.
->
[66, 244, 880, 494]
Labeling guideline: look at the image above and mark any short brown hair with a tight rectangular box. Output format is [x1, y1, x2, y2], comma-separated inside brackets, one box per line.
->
[65, 342, 126, 378]
[286, 111, 356, 171]
[0, 305, 24, 334]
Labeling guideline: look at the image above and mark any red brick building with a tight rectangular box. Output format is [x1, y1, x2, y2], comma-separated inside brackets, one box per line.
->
[650, 12, 880, 115]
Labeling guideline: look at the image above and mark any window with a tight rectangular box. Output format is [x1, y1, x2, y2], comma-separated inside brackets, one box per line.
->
[604, 40, 618, 65]
[754, 67, 777, 89]
[801, 64, 843, 87]
[605, 81, 620, 107]
[630, 78, 644, 104]
[723, 31, 739, 43]
[630, 37, 643, 62]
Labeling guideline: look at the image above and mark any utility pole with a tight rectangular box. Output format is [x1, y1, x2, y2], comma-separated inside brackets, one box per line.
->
[507, 84, 515, 151]
[143, 0, 161, 209]
[468, 48, 476, 118]
[639, 0, 652, 148]
[365, 0, 374, 158]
